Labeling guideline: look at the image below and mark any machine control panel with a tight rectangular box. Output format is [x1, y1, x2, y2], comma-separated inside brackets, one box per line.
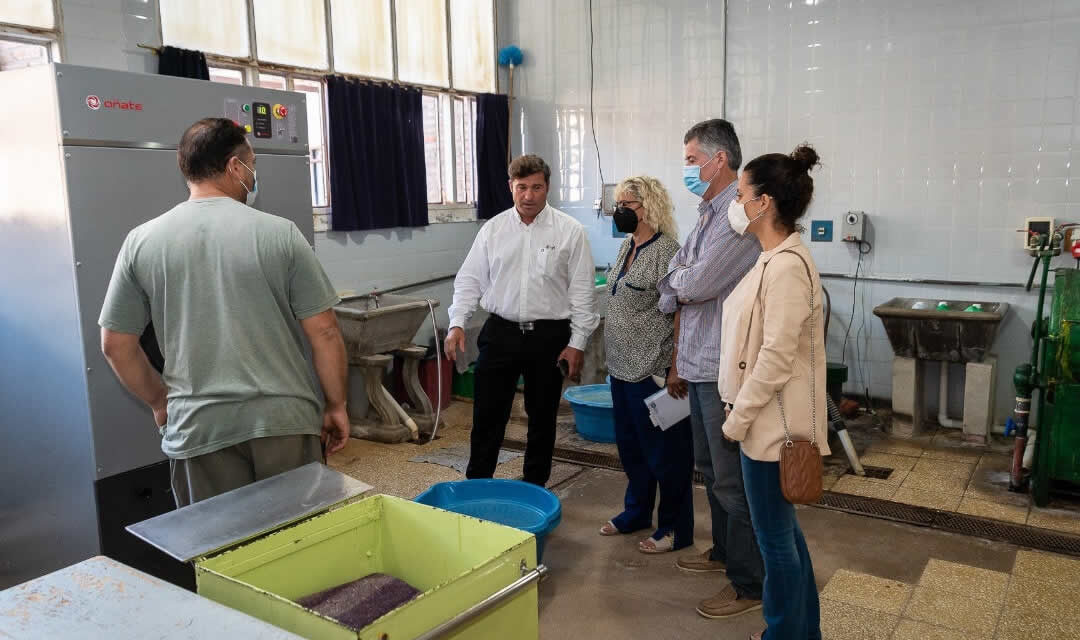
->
[224, 97, 300, 144]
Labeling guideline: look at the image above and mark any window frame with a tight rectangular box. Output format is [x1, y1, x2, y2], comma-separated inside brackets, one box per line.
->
[0, 0, 63, 65]
[0, 0, 61, 34]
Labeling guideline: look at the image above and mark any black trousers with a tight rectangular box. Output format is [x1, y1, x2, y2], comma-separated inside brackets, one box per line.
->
[467, 315, 571, 486]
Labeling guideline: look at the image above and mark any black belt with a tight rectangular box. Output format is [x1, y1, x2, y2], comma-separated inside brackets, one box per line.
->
[490, 314, 570, 333]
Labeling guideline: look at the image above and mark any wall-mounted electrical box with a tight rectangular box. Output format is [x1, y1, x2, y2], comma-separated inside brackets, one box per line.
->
[594, 183, 618, 215]
[1020, 217, 1054, 251]
[810, 220, 833, 242]
[842, 211, 866, 242]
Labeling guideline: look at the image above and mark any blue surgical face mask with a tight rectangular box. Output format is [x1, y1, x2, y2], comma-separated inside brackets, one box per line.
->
[682, 152, 719, 197]
[235, 158, 258, 206]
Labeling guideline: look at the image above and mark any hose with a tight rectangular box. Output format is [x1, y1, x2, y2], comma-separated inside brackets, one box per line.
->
[426, 299, 443, 443]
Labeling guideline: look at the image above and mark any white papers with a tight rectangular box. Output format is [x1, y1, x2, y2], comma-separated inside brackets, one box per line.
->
[645, 386, 691, 431]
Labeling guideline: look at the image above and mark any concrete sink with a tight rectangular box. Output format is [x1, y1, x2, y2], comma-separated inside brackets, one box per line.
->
[333, 293, 440, 444]
[873, 298, 1008, 364]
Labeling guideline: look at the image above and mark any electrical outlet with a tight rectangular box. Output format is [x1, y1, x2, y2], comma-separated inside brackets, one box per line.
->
[811, 220, 833, 242]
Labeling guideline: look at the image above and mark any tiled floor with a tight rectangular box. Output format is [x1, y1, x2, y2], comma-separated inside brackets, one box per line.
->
[326, 399, 1080, 639]
[819, 552, 1080, 639]
[821, 423, 1080, 536]
[327, 399, 585, 498]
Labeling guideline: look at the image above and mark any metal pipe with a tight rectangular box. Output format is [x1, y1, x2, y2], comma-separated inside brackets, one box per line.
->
[820, 272, 1050, 290]
[414, 565, 548, 640]
[370, 273, 458, 296]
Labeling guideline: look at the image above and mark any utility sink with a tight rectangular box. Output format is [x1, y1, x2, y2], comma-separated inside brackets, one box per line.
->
[873, 298, 1009, 363]
[333, 293, 440, 443]
[333, 293, 437, 359]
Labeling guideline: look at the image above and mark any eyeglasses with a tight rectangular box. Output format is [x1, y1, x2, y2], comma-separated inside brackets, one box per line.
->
[615, 200, 641, 208]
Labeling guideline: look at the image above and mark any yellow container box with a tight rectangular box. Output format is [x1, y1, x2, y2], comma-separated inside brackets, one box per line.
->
[195, 494, 540, 640]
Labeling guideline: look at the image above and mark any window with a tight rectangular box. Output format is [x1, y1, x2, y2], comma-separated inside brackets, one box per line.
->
[208, 66, 245, 85]
[423, 93, 478, 207]
[1, 0, 55, 30]
[395, 0, 449, 87]
[160, 0, 250, 59]
[256, 72, 286, 91]
[159, 0, 494, 223]
[422, 94, 444, 204]
[253, 0, 328, 70]
[331, 0, 393, 79]
[293, 78, 329, 208]
[0, 37, 50, 71]
[450, 0, 495, 92]
[159, 0, 495, 89]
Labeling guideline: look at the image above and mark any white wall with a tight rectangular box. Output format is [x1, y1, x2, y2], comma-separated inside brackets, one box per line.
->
[726, 0, 1080, 421]
[498, 0, 728, 265]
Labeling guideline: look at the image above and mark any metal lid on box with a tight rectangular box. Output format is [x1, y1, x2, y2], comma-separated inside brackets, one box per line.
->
[127, 462, 373, 562]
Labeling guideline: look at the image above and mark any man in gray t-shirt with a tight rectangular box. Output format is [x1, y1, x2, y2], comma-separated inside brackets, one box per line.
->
[99, 117, 349, 507]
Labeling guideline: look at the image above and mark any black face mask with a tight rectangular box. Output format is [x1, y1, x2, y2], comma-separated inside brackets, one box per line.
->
[613, 206, 639, 233]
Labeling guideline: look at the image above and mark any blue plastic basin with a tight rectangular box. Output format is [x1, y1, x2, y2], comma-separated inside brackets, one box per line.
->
[563, 384, 616, 443]
[414, 479, 562, 562]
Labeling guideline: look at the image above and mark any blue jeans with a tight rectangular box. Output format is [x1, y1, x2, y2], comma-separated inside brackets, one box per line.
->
[741, 452, 822, 640]
[688, 382, 764, 599]
[609, 376, 695, 547]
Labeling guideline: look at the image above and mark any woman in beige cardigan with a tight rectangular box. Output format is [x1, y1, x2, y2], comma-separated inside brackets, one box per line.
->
[719, 145, 829, 640]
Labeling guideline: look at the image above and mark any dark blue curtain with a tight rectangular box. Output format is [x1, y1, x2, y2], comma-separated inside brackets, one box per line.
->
[475, 93, 514, 219]
[326, 76, 428, 231]
[158, 46, 209, 80]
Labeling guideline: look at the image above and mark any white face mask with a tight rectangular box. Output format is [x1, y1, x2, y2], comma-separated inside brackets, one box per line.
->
[235, 158, 258, 206]
[727, 195, 765, 235]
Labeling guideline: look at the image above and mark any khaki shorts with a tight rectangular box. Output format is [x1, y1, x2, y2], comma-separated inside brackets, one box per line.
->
[169, 434, 324, 507]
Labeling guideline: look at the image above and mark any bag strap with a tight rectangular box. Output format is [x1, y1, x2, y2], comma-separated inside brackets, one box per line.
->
[739, 249, 817, 447]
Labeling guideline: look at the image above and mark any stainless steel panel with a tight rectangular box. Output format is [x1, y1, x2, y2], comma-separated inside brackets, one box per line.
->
[64, 146, 187, 478]
[0, 65, 100, 589]
[127, 463, 373, 563]
[0, 556, 305, 638]
[52, 63, 308, 155]
[65, 148, 317, 479]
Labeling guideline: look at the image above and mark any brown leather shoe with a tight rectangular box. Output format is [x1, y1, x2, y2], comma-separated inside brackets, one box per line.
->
[676, 547, 727, 573]
[696, 584, 763, 619]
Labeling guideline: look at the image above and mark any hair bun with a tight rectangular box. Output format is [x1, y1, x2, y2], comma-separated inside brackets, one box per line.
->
[790, 144, 820, 173]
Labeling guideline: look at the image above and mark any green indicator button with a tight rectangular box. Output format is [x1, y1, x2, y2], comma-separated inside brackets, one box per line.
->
[242, 103, 251, 112]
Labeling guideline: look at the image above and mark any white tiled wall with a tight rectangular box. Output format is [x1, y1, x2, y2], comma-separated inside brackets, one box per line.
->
[499, 0, 729, 264]
[726, 0, 1080, 422]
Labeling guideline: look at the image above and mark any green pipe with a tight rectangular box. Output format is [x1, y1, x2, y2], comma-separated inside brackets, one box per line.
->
[1030, 255, 1052, 379]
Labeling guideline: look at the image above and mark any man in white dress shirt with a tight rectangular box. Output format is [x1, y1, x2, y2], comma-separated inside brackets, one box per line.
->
[445, 154, 599, 486]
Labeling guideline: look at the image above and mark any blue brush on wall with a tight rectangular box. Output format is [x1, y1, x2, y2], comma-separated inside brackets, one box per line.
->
[498, 46, 524, 164]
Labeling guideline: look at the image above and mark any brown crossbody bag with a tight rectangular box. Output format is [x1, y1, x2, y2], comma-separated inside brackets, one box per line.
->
[739, 250, 823, 504]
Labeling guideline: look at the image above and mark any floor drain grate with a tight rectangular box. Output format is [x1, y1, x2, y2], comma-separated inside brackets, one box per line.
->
[817, 492, 1080, 557]
[847, 465, 893, 480]
[501, 437, 1080, 557]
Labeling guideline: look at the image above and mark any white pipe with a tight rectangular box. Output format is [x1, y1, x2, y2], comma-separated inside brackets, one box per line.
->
[938, 362, 963, 428]
[381, 384, 420, 441]
[1023, 426, 1037, 469]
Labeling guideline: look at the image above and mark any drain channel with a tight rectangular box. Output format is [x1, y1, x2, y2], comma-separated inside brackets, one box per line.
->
[502, 439, 1080, 557]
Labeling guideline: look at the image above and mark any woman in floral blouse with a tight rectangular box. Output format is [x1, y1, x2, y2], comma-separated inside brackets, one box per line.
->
[599, 176, 693, 554]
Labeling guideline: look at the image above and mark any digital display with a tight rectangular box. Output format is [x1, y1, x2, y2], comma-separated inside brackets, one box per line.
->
[251, 102, 272, 139]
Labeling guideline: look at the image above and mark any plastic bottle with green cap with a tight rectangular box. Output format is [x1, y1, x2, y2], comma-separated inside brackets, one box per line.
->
[936, 301, 950, 311]
[963, 303, 983, 312]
